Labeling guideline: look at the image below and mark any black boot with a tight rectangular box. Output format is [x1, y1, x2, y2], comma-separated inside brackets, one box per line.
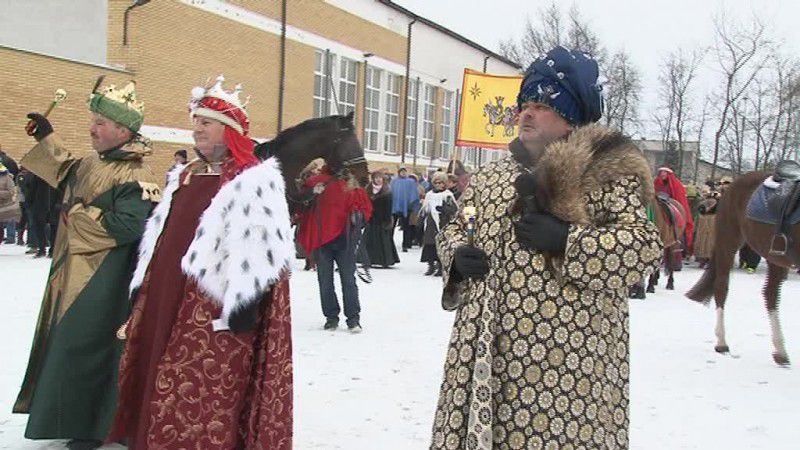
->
[433, 261, 442, 276]
[424, 261, 435, 276]
[66, 439, 102, 450]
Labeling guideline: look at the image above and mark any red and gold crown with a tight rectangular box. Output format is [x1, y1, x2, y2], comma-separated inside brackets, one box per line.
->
[189, 75, 250, 135]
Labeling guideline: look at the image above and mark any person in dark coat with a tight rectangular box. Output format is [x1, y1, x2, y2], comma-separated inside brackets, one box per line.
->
[361, 170, 399, 268]
[0, 147, 20, 177]
[25, 171, 59, 257]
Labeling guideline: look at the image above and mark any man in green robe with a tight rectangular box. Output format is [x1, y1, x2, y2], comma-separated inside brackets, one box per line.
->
[13, 81, 160, 450]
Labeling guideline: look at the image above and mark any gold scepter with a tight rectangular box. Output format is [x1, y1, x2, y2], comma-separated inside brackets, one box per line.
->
[25, 88, 68, 136]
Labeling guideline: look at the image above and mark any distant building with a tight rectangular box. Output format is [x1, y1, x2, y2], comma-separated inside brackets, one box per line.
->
[635, 138, 734, 184]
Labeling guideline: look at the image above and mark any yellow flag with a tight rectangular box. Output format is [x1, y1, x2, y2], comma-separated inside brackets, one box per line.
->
[456, 69, 523, 149]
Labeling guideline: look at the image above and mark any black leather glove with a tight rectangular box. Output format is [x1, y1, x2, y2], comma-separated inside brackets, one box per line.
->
[27, 113, 54, 141]
[228, 301, 260, 334]
[452, 245, 490, 281]
[514, 212, 570, 254]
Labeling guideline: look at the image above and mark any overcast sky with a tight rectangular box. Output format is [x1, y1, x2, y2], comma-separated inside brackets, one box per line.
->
[394, 0, 800, 138]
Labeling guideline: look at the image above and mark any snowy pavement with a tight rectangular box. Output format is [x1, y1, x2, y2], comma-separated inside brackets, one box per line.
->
[0, 238, 798, 449]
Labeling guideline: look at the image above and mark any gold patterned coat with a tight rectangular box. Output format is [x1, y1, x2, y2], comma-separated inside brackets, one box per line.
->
[432, 126, 662, 449]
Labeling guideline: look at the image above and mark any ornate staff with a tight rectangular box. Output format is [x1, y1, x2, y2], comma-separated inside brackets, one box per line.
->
[463, 205, 477, 245]
[25, 88, 68, 136]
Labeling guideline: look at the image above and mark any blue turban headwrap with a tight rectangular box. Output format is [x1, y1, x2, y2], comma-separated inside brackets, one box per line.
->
[517, 46, 604, 126]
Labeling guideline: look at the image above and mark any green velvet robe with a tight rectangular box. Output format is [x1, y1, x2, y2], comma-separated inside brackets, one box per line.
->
[13, 134, 159, 441]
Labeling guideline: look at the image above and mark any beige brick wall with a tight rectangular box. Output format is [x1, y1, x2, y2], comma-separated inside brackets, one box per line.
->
[3, 0, 414, 177]
[0, 47, 130, 166]
[229, 0, 407, 65]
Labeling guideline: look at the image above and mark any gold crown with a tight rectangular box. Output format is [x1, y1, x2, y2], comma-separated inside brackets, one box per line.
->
[93, 81, 145, 114]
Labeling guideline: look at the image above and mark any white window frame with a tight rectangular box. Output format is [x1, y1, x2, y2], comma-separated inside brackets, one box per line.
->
[383, 73, 400, 155]
[313, 50, 334, 118]
[421, 84, 436, 158]
[405, 78, 420, 156]
[439, 90, 454, 160]
[363, 66, 382, 152]
[338, 57, 358, 116]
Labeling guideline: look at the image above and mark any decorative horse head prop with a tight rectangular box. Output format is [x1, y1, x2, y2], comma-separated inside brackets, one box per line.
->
[254, 112, 370, 216]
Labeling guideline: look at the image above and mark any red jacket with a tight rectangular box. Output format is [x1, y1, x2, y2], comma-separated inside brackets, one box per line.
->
[297, 172, 372, 254]
[655, 170, 694, 254]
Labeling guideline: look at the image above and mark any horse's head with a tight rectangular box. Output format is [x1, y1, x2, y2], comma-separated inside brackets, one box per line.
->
[326, 112, 370, 187]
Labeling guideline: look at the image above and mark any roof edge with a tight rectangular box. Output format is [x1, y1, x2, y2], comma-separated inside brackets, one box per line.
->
[376, 0, 522, 70]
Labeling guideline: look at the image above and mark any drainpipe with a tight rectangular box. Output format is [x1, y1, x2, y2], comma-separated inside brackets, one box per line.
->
[122, 0, 151, 46]
[277, 0, 287, 132]
[400, 18, 417, 165]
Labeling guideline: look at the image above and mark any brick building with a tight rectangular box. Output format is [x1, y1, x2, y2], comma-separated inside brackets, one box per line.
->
[1, 0, 520, 177]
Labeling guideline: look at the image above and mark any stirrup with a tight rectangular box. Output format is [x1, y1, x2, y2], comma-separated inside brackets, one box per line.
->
[769, 233, 788, 256]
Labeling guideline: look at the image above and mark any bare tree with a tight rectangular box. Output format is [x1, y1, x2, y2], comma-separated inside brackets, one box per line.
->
[497, 3, 638, 133]
[654, 49, 704, 177]
[603, 50, 642, 134]
[498, 3, 604, 68]
[708, 13, 770, 179]
[692, 98, 711, 183]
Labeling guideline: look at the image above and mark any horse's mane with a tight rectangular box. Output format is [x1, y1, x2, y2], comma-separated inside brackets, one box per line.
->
[269, 116, 333, 147]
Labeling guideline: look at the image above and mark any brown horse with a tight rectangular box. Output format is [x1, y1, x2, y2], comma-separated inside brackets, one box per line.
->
[686, 171, 799, 366]
[647, 195, 687, 292]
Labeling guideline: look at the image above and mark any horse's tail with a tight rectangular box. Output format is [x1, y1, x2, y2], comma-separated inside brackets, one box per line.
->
[686, 258, 716, 304]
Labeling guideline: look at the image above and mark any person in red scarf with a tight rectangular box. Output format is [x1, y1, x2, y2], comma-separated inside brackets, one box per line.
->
[297, 165, 372, 332]
[108, 76, 294, 449]
[654, 166, 695, 256]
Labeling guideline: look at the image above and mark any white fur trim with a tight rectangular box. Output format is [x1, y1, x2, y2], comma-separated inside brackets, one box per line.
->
[192, 107, 244, 134]
[130, 163, 187, 294]
[421, 190, 457, 230]
[180, 158, 293, 322]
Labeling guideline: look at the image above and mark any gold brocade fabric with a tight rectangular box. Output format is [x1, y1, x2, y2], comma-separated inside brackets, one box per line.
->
[432, 157, 661, 449]
[694, 214, 716, 259]
[28, 135, 157, 320]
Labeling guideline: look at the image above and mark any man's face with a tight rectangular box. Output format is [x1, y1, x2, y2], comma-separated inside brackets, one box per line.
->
[89, 113, 132, 152]
[398, 169, 407, 178]
[517, 102, 572, 152]
[659, 171, 669, 181]
[174, 154, 187, 164]
[192, 116, 226, 158]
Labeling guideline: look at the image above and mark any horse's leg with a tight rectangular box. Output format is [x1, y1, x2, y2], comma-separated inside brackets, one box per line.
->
[646, 271, 656, 293]
[712, 247, 737, 354]
[666, 249, 675, 290]
[764, 262, 790, 366]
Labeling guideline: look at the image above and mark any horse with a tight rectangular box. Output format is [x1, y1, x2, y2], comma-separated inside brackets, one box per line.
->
[686, 169, 800, 366]
[646, 194, 688, 292]
[482, 97, 506, 137]
[254, 112, 370, 217]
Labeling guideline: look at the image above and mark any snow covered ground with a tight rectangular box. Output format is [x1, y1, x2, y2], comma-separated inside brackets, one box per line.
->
[1, 238, 798, 449]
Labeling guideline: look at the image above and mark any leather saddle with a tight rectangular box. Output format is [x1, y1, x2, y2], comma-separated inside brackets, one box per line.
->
[765, 160, 800, 261]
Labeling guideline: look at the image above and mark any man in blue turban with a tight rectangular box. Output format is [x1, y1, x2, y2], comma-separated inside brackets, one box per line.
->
[430, 46, 662, 449]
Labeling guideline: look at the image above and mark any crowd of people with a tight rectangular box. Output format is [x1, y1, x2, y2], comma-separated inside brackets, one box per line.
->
[3, 42, 788, 450]
[0, 147, 61, 257]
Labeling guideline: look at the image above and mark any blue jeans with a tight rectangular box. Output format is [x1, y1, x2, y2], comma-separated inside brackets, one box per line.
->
[316, 233, 360, 324]
[2, 221, 16, 243]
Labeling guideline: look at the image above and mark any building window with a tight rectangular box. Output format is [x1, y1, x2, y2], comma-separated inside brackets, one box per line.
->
[338, 57, 357, 116]
[405, 78, 420, 156]
[384, 73, 400, 155]
[363, 66, 382, 152]
[421, 84, 436, 157]
[313, 50, 334, 118]
[464, 147, 477, 166]
[439, 90, 453, 160]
